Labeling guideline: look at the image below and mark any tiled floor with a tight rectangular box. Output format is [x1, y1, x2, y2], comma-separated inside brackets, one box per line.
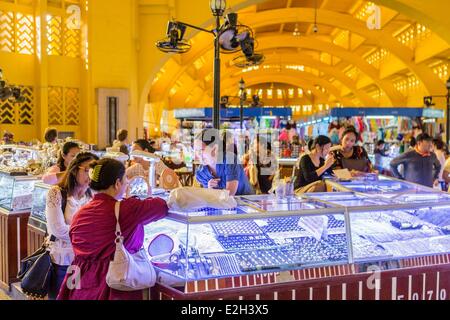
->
[0, 289, 11, 300]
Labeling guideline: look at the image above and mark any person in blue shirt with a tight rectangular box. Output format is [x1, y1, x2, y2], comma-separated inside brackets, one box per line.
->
[195, 129, 255, 196]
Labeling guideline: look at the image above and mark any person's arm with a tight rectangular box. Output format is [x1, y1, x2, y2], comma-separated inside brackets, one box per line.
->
[299, 156, 319, 185]
[195, 166, 216, 189]
[121, 196, 169, 228]
[433, 154, 442, 181]
[45, 187, 70, 241]
[42, 165, 61, 185]
[225, 181, 239, 196]
[361, 147, 374, 172]
[300, 155, 333, 184]
[224, 164, 242, 196]
[390, 152, 409, 179]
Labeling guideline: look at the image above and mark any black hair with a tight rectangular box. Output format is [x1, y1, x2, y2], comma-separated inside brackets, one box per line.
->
[307, 139, 315, 151]
[433, 138, 445, 150]
[117, 129, 128, 142]
[416, 133, 432, 143]
[311, 135, 332, 150]
[341, 126, 360, 141]
[44, 127, 58, 143]
[377, 140, 385, 147]
[133, 139, 153, 153]
[195, 129, 238, 164]
[58, 152, 99, 197]
[89, 158, 126, 191]
[255, 134, 272, 153]
[195, 129, 221, 147]
[57, 141, 80, 171]
[409, 137, 417, 148]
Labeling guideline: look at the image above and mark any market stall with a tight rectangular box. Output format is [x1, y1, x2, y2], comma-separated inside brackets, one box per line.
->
[330, 107, 445, 173]
[146, 175, 450, 300]
[0, 146, 43, 290]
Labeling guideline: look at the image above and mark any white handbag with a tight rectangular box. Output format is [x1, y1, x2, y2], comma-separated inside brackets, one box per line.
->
[106, 201, 156, 291]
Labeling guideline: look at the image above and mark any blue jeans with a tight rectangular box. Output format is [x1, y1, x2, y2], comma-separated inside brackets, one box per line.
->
[49, 264, 68, 300]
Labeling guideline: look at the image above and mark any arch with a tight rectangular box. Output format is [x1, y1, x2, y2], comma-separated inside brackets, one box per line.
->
[220, 70, 355, 105]
[140, 0, 450, 128]
[151, 6, 448, 108]
[156, 35, 405, 106]
[218, 53, 377, 106]
[373, 0, 450, 45]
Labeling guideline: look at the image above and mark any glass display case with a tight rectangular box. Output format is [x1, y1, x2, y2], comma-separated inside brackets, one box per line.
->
[0, 172, 40, 211]
[145, 196, 349, 283]
[144, 192, 450, 286]
[28, 182, 51, 232]
[326, 175, 437, 198]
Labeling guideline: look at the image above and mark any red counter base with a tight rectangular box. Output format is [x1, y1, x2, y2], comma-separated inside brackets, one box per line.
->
[151, 254, 450, 300]
[0, 209, 30, 290]
[27, 224, 46, 256]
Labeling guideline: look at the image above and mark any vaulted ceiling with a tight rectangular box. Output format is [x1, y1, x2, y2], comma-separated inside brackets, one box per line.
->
[149, 0, 450, 115]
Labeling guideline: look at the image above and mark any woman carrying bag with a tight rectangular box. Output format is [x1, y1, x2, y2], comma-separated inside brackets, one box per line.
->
[57, 158, 168, 300]
[46, 152, 99, 299]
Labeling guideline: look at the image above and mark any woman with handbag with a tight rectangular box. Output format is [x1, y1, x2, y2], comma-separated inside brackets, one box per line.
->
[45, 151, 99, 300]
[57, 158, 169, 300]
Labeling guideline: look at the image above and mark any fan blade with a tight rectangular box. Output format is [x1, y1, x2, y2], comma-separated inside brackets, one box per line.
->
[219, 29, 239, 51]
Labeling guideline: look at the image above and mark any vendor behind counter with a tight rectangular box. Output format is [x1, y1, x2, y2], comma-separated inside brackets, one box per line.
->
[195, 129, 254, 196]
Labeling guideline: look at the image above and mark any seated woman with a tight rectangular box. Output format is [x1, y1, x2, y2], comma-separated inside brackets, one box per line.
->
[195, 129, 254, 196]
[57, 158, 169, 300]
[45, 152, 99, 300]
[42, 141, 80, 185]
[244, 135, 277, 194]
[332, 126, 373, 173]
[295, 135, 335, 190]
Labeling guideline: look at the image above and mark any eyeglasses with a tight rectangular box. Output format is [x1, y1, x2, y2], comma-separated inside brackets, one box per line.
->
[78, 166, 90, 174]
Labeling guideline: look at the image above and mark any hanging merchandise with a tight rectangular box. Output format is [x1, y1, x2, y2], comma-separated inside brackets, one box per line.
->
[308, 125, 313, 137]
[300, 126, 305, 140]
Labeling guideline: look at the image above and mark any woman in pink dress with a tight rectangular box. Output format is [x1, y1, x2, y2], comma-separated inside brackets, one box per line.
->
[57, 158, 169, 300]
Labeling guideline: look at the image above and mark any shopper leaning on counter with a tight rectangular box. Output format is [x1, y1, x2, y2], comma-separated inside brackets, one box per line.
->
[45, 152, 99, 300]
[195, 129, 255, 196]
[42, 141, 80, 185]
[294, 135, 335, 190]
[390, 133, 441, 188]
[332, 126, 373, 173]
[57, 158, 169, 300]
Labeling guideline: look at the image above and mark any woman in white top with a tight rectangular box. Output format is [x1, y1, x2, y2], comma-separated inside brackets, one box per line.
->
[45, 151, 98, 299]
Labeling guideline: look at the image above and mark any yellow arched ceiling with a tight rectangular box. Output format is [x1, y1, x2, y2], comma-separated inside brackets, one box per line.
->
[144, 0, 450, 120]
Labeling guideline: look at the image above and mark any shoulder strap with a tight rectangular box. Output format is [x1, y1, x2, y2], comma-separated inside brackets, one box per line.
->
[60, 187, 68, 214]
[114, 201, 123, 243]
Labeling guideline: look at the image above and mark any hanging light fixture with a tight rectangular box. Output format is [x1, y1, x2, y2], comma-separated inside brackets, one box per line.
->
[313, 0, 319, 34]
[210, 0, 226, 17]
[293, 23, 300, 37]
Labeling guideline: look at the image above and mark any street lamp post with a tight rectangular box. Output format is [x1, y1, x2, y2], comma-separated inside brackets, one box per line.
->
[211, 0, 227, 130]
[239, 78, 246, 130]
